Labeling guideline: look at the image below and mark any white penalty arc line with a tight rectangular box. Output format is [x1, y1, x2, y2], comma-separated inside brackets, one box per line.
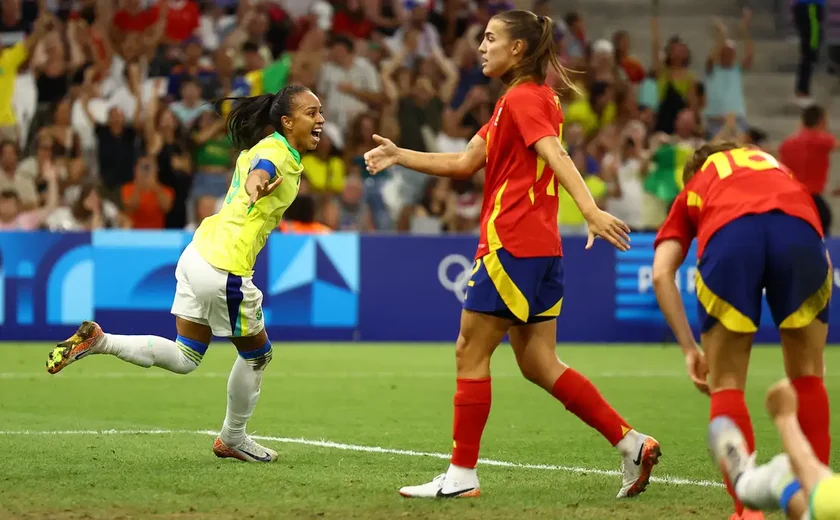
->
[0, 428, 724, 489]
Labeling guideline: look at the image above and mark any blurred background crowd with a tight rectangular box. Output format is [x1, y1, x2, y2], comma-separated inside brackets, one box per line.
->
[0, 0, 837, 237]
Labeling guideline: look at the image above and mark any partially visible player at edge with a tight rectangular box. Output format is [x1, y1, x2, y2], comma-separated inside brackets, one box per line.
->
[652, 142, 831, 520]
[45, 85, 325, 463]
[364, 10, 660, 499]
[709, 379, 840, 520]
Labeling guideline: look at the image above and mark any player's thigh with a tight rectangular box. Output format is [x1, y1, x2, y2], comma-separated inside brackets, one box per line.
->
[456, 309, 510, 374]
[171, 244, 212, 325]
[696, 215, 765, 336]
[206, 273, 266, 343]
[509, 319, 566, 389]
[175, 316, 212, 345]
[702, 323, 754, 392]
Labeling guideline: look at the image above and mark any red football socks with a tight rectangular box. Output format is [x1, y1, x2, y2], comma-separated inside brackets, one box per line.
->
[791, 376, 831, 464]
[710, 389, 755, 515]
[551, 369, 632, 446]
[451, 378, 492, 469]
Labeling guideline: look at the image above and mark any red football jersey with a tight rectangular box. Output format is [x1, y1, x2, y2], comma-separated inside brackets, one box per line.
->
[475, 82, 564, 260]
[654, 147, 823, 259]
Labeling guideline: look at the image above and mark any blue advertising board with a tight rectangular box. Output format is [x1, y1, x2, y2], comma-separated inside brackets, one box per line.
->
[0, 231, 838, 343]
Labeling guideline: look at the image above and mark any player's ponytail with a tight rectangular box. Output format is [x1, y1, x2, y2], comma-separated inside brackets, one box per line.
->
[494, 10, 580, 96]
[217, 85, 311, 151]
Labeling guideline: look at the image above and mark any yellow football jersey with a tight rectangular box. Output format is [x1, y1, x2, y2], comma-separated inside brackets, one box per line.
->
[192, 132, 303, 276]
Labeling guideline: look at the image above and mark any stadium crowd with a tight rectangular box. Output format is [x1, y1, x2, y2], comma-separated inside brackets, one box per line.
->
[0, 0, 834, 235]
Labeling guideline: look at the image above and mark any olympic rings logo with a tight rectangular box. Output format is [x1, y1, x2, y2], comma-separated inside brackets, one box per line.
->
[438, 254, 473, 301]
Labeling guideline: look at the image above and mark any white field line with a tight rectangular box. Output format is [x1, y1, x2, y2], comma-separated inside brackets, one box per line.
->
[0, 428, 724, 489]
[0, 370, 791, 380]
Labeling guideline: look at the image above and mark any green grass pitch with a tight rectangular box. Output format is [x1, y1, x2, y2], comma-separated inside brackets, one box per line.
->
[2, 343, 839, 519]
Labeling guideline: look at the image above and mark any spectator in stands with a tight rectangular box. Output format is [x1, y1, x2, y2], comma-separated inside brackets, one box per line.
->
[793, 0, 825, 107]
[779, 104, 838, 235]
[0, 159, 58, 230]
[145, 84, 192, 229]
[565, 81, 616, 139]
[563, 12, 586, 62]
[185, 193, 221, 231]
[613, 30, 645, 84]
[588, 39, 623, 86]
[602, 121, 646, 232]
[318, 33, 383, 133]
[0, 139, 37, 209]
[0, 10, 51, 141]
[651, 14, 695, 135]
[39, 97, 85, 183]
[121, 155, 174, 229]
[46, 181, 123, 231]
[189, 110, 232, 200]
[18, 130, 69, 197]
[398, 176, 457, 234]
[279, 193, 332, 234]
[170, 75, 210, 126]
[384, 2, 441, 64]
[558, 147, 606, 236]
[704, 10, 753, 140]
[322, 171, 374, 231]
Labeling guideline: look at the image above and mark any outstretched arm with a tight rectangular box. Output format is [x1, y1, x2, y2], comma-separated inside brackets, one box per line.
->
[364, 133, 486, 179]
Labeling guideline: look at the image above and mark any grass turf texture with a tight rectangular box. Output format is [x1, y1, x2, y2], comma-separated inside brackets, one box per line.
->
[1, 343, 839, 519]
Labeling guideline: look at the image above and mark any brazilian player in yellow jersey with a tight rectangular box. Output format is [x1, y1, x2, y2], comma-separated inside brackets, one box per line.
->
[710, 379, 840, 520]
[46, 85, 325, 463]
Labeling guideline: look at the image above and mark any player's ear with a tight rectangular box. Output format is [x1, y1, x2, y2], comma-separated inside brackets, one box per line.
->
[511, 39, 525, 57]
[280, 114, 293, 132]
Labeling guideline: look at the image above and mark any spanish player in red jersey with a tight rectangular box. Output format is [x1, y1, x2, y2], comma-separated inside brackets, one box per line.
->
[364, 10, 660, 500]
[652, 142, 832, 520]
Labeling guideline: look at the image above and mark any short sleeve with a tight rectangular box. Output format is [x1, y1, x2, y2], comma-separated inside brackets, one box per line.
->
[249, 152, 279, 181]
[477, 123, 490, 140]
[816, 131, 836, 151]
[653, 190, 694, 256]
[508, 88, 562, 147]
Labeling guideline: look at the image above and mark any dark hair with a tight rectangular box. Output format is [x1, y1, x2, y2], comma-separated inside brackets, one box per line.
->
[493, 10, 578, 93]
[589, 81, 610, 101]
[682, 141, 740, 185]
[330, 34, 354, 52]
[242, 41, 260, 54]
[180, 75, 200, 88]
[218, 85, 312, 151]
[802, 104, 826, 128]
[284, 193, 316, 223]
[72, 181, 103, 222]
[564, 12, 580, 27]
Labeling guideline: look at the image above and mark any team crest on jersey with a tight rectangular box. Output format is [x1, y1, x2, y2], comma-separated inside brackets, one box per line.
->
[255, 307, 263, 321]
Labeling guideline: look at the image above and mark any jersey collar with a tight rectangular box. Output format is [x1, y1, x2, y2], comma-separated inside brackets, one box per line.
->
[271, 132, 301, 165]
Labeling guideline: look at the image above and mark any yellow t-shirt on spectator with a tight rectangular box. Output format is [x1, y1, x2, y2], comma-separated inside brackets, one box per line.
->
[564, 99, 616, 137]
[0, 43, 28, 127]
[558, 175, 607, 226]
[301, 155, 346, 194]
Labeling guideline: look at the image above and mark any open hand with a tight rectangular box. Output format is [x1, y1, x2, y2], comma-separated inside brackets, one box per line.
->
[363, 134, 399, 176]
[248, 175, 283, 208]
[585, 209, 631, 251]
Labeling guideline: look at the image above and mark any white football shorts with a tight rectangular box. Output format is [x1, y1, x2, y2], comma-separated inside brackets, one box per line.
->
[171, 243, 265, 338]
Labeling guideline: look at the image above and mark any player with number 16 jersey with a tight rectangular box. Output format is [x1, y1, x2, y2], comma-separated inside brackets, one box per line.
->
[653, 142, 831, 519]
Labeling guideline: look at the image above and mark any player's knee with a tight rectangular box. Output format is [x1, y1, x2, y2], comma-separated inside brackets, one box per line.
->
[239, 339, 273, 371]
[175, 335, 208, 375]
